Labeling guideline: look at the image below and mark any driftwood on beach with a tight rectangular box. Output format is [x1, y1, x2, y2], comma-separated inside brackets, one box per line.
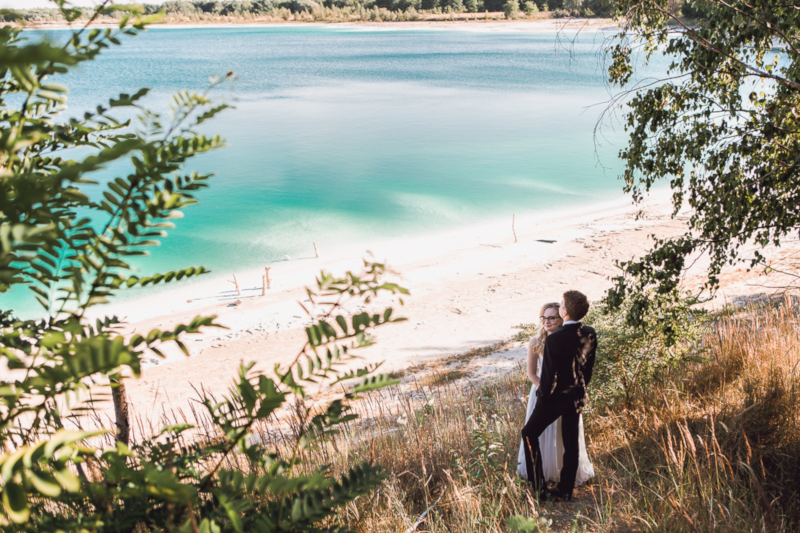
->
[229, 274, 241, 295]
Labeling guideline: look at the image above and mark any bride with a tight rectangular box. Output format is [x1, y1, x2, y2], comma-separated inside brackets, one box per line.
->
[517, 302, 595, 485]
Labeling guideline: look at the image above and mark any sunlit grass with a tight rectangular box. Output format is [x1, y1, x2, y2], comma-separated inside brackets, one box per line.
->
[121, 297, 800, 532]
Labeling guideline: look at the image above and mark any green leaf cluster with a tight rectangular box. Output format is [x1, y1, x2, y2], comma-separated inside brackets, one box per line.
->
[506, 514, 553, 532]
[587, 291, 708, 411]
[603, 0, 800, 325]
[503, 0, 520, 19]
[1, 2, 407, 531]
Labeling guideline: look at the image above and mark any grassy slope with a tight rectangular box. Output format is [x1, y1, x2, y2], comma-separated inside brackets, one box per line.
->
[129, 297, 800, 532]
[299, 298, 800, 532]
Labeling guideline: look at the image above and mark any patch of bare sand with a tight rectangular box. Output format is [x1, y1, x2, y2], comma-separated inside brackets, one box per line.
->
[120, 194, 681, 420]
[78, 192, 799, 430]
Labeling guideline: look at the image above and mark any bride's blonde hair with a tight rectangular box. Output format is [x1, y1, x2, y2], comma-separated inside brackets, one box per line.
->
[531, 302, 562, 356]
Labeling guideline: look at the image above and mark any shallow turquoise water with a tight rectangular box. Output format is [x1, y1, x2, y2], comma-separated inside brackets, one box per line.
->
[7, 26, 668, 317]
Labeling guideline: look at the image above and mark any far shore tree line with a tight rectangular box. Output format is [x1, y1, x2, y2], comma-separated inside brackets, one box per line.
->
[5, 0, 711, 23]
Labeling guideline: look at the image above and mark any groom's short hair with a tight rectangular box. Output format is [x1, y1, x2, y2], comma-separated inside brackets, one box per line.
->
[563, 290, 590, 321]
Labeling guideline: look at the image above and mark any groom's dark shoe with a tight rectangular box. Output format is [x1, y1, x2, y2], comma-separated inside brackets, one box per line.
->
[546, 487, 573, 502]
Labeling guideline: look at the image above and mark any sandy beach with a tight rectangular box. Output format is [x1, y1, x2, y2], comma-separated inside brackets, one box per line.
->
[97, 187, 800, 426]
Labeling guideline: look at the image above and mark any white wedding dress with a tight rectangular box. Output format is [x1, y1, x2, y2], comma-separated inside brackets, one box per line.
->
[517, 354, 595, 485]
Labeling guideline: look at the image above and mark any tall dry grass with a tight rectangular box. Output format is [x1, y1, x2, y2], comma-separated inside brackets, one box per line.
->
[584, 297, 800, 532]
[321, 297, 799, 531]
[120, 297, 800, 532]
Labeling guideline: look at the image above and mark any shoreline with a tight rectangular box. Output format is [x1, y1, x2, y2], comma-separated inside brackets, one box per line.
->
[64, 185, 800, 422]
[18, 17, 620, 33]
[96, 191, 652, 326]
[118, 189, 687, 417]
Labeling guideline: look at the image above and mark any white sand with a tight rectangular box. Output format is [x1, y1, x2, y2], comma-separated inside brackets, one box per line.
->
[117, 191, 685, 418]
[71, 187, 800, 426]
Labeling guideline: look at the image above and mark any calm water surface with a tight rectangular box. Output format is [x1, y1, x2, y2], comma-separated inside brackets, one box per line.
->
[8, 27, 669, 316]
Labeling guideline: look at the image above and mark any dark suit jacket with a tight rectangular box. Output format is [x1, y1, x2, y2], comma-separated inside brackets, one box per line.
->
[536, 322, 597, 412]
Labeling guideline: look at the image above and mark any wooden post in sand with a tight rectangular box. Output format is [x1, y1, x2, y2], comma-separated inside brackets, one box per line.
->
[265, 266, 272, 289]
[262, 275, 266, 296]
[313, 241, 319, 258]
[111, 377, 130, 446]
[512, 213, 518, 243]
[229, 274, 241, 296]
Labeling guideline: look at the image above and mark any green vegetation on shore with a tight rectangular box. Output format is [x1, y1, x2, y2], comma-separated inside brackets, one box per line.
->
[2, 0, 605, 24]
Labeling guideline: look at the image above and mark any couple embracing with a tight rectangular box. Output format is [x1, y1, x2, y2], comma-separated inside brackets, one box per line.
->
[517, 290, 597, 501]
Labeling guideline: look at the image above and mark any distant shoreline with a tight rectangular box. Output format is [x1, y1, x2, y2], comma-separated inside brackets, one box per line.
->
[16, 17, 619, 33]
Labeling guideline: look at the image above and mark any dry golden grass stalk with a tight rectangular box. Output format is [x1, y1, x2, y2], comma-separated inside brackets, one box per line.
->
[79, 296, 800, 532]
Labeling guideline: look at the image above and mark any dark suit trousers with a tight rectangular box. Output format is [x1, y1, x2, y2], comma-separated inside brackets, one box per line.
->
[521, 398, 580, 494]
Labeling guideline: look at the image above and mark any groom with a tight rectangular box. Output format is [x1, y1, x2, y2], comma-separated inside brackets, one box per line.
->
[521, 290, 597, 501]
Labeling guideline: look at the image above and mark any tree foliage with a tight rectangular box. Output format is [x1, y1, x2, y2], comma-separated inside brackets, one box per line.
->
[503, 0, 520, 19]
[586, 292, 707, 410]
[604, 0, 800, 324]
[6, 0, 603, 18]
[1, 2, 408, 530]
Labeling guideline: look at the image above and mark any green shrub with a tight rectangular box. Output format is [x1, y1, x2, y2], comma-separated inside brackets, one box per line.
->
[503, 0, 519, 18]
[0, 3, 408, 531]
[680, 0, 711, 18]
[406, 5, 420, 17]
[588, 291, 707, 411]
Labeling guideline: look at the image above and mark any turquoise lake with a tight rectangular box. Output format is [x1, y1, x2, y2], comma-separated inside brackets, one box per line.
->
[7, 26, 669, 317]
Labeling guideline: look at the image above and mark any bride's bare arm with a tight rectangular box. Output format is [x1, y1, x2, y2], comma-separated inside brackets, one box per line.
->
[527, 338, 541, 387]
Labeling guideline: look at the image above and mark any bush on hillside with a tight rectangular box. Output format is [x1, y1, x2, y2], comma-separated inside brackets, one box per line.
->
[588, 291, 707, 410]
